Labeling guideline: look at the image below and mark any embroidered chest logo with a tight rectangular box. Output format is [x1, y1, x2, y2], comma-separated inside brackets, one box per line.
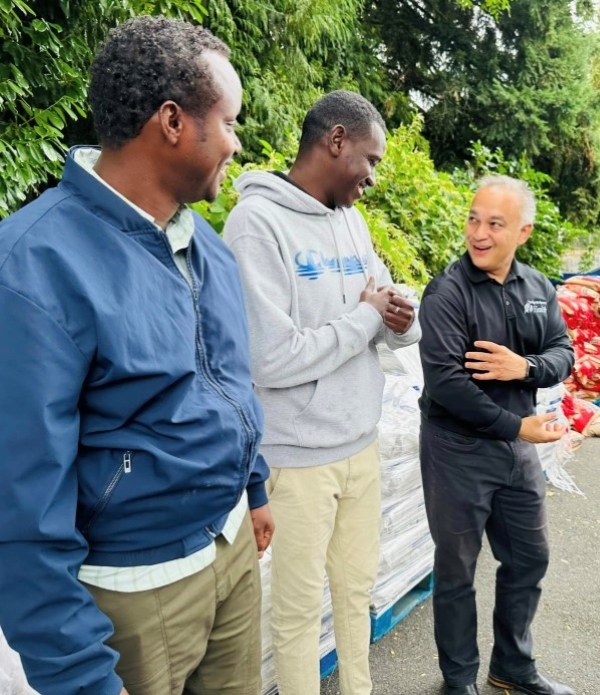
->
[295, 250, 368, 280]
[524, 299, 547, 314]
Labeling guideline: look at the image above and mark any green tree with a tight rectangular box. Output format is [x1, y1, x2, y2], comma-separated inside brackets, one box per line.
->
[456, 0, 511, 13]
[366, 0, 600, 225]
[202, 0, 397, 159]
[0, 0, 392, 216]
[0, 0, 208, 217]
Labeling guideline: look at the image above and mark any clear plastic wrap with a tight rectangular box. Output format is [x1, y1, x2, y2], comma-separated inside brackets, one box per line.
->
[370, 363, 434, 616]
[535, 384, 582, 495]
[0, 631, 37, 695]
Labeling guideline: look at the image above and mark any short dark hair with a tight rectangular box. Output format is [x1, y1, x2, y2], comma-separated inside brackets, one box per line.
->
[298, 90, 386, 152]
[90, 16, 230, 148]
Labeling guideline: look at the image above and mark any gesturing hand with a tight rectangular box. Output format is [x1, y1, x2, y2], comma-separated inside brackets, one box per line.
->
[519, 413, 568, 443]
[465, 340, 528, 381]
[359, 276, 390, 318]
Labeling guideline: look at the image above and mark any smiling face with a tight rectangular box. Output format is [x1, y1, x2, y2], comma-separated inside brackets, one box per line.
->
[177, 51, 242, 203]
[329, 122, 386, 208]
[465, 185, 533, 283]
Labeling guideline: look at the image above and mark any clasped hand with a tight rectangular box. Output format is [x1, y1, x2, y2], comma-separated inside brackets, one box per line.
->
[359, 276, 414, 334]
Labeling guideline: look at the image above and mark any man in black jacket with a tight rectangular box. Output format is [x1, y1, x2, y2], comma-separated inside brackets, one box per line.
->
[418, 175, 575, 695]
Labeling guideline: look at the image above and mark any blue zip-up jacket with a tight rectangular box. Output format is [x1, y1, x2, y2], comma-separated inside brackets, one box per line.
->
[0, 148, 269, 695]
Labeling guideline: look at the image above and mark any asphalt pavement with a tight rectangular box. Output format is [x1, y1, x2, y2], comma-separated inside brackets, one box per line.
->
[321, 437, 600, 695]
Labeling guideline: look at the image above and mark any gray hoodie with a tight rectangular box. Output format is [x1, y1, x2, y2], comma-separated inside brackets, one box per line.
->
[223, 171, 421, 468]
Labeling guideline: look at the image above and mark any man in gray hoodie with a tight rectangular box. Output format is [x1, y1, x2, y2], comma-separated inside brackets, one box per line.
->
[223, 90, 421, 695]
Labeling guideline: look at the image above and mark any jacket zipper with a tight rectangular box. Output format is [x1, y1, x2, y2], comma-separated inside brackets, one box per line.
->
[81, 450, 133, 534]
[160, 235, 256, 484]
[123, 451, 132, 473]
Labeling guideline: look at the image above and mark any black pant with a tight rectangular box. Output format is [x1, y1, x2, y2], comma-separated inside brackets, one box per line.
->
[420, 418, 549, 688]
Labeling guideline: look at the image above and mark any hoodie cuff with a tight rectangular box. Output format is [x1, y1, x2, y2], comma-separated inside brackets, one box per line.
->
[353, 301, 385, 338]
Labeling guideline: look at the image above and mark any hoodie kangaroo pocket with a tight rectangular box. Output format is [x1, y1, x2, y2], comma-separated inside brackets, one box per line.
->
[293, 358, 384, 449]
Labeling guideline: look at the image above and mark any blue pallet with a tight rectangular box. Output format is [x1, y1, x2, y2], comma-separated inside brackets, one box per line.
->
[319, 647, 338, 678]
[370, 572, 434, 643]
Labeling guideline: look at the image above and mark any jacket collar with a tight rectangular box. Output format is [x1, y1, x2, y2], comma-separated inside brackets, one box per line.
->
[59, 146, 159, 234]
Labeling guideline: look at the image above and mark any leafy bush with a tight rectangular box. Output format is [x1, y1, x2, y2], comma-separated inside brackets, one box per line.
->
[363, 116, 470, 283]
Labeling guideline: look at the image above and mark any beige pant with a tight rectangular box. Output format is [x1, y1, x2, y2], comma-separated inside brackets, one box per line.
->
[83, 512, 261, 695]
[267, 440, 381, 695]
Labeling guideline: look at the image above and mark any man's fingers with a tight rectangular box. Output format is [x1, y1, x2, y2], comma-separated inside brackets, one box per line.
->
[473, 340, 501, 351]
[464, 351, 491, 361]
[364, 276, 375, 291]
[465, 362, 491, 372]
[543, 428, 566, 442]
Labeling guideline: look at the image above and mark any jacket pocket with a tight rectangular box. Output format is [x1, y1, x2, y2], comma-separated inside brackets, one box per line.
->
[81, 451, 134, 535]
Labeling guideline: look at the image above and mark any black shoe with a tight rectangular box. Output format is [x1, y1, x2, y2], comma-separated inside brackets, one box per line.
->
[445, 685, 480, 695]
[488, 671, 575, 695]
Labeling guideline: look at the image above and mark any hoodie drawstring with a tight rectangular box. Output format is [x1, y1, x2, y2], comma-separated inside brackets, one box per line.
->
[342, 208, 370, 284]
[329, 216, 348, 304]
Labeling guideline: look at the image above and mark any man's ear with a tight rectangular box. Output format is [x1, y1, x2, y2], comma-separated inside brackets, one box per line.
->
[327, 124, 347, 158]
[517, 223, 533, 246]
[157, 101, 184, 145]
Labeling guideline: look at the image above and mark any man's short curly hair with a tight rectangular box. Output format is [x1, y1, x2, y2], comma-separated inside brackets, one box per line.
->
[90, 16, 230, 148]
[298, 90, 386, 153]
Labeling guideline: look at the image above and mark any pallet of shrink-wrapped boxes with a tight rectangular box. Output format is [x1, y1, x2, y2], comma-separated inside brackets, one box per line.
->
[369, 342, 434, 643]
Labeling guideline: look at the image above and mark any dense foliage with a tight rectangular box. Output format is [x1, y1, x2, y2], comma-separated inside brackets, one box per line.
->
[202, 0, 398, 158]
[1, 0, 595, 281]
[366, 0, 600, 227]
[0, 0, 206, 216]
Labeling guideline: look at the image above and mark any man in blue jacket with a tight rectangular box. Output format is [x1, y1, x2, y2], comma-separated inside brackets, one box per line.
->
[419, 176, 575, 695]
[0, 16, 272, 695]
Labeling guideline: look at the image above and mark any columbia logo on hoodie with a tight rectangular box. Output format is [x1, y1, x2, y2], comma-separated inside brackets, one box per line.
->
[295, 249, 369, 280]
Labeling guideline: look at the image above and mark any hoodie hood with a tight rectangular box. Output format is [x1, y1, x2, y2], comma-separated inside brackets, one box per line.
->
[235, 170, 336, 216]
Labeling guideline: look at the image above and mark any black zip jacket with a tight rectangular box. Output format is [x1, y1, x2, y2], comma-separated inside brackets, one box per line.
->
[419, 253, 574, 440]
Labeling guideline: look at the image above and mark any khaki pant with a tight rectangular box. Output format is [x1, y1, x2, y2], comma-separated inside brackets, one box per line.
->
[267, 440, 381, 695]
[83, 512, 261, 695]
